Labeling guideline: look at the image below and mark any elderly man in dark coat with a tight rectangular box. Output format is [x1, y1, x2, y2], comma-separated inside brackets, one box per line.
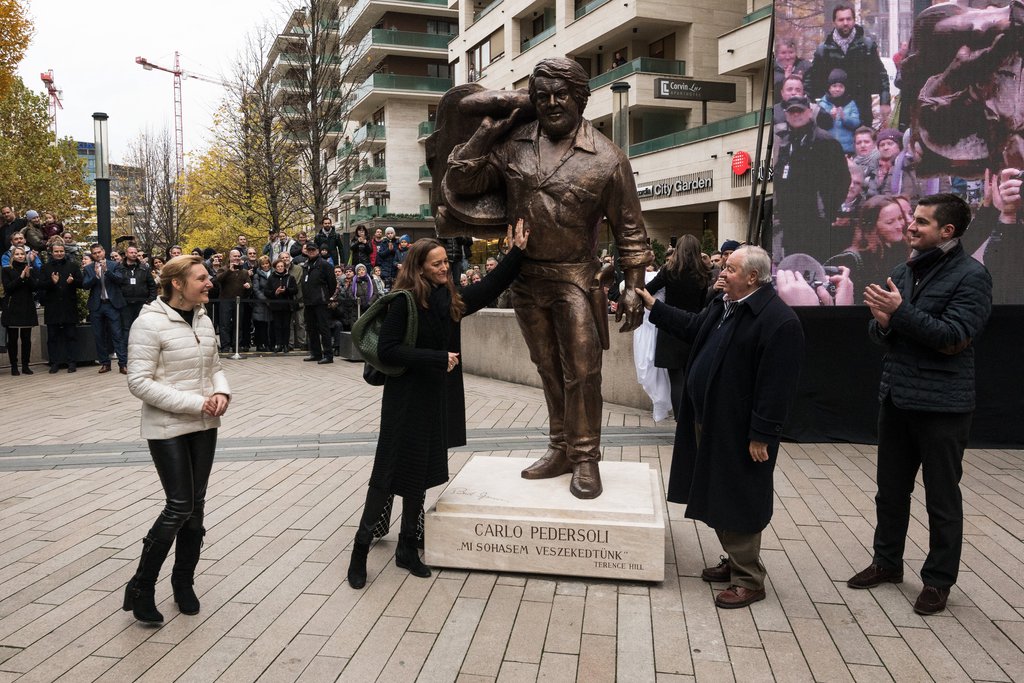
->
[638, 246, 805, 609]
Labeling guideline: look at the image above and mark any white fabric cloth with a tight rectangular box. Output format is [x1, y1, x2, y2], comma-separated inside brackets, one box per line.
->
[633, 270, 673, 422]
[127, 298, 231, 439]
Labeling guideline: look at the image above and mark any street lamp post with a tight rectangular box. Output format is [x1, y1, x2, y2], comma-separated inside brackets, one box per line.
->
[610, 82, 630, 151]
[93, 113, 111, 252]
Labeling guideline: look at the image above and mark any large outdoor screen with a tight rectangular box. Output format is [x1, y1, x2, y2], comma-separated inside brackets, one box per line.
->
[771, 0, 1022, 306]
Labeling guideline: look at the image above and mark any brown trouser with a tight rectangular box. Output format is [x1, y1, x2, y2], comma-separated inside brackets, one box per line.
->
[716, 529, 767, 590]
[512, 274, 602, 463]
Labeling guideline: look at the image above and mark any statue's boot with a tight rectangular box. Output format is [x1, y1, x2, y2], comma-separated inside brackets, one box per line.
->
[570, 459, 603, 499]
[521, 447, 573, 479]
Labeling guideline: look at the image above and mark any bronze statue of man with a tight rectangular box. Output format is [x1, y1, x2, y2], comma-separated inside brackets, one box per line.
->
[445, 58, 652, 498]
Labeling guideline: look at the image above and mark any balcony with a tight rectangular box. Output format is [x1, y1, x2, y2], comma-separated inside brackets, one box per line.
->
[418, 164, 432, 184]
[352, 123, 386, 149]
[351, 204, 389, 221]
[418, 120, 436, 140]
[419, 203, 433, 218]
[628, 111, 764, 157]
[743, 4, 773, 24]
[589, 57, 685, 91]
[347, 73, 453, 120]
[341, 166, 388, 193]
[369, 28, 450, 50]
[573, 0, 612, 20]
[521, 25, 555, 53]
[339, 0, 457, 44]
[719, 7, 771, 76]
[473, 0, 502, 23]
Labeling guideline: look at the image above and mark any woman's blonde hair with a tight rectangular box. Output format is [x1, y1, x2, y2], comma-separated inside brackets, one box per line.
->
[159, 254, 204, 300]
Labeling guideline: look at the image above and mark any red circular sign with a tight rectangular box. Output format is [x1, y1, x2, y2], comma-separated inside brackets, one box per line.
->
[731, 151, 752, 176]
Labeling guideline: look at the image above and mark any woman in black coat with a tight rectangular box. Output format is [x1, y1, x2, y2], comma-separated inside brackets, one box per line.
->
[2, 246, 40, 375]
[264, 258, 298, 353]
[40, 242, 82, 372]
[644, 234, 710, 419]
[350, 225, 374, 269]
[346, 221, 529, 589]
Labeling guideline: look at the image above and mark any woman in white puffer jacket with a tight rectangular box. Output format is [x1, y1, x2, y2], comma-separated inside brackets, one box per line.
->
[123, 254, 231, 625]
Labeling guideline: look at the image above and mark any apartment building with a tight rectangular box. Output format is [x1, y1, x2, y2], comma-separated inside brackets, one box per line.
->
[448, 0, 772, 247]
[266, 2, 460, 234]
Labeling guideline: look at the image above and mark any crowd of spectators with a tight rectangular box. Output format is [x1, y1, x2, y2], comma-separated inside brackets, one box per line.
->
[772, 2, 1021, 305]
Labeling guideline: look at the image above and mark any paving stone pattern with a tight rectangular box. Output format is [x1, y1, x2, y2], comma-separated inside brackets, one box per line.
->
[0, 357, 1022, 681]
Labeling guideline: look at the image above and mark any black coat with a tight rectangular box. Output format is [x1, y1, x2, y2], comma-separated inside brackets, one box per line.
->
[314, 228, 342, 265]
[351, 238, 373, 268]
[649, 286, 804, 533]
[264, 270, 297, 311]
[2, 263, 39, 327]
[645, 268, 708, 369]
[40, 258, 82, 325]
[804, 25, 890, 128]
[369, 247, 524, 497]
[869, 242, 991, 412]
[300, 256, 335, 306]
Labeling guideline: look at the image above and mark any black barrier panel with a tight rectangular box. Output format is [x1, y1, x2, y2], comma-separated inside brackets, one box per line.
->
[784, 306, 1023, 448]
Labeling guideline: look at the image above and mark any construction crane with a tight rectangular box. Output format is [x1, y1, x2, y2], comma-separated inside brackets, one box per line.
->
[39, 70, 63, 138]
[135, 52, 227, 183]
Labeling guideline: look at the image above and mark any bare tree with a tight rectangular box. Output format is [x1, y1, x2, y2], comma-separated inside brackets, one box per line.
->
[204, 23, 305, 239]
[278, 0, 364, 225]
[123, 128, 184, 255]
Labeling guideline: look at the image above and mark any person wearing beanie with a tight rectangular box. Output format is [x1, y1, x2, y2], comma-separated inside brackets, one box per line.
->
[818, 68, 861, 155]
[394, 234, 411, 272]
[875, 128, 913, 196]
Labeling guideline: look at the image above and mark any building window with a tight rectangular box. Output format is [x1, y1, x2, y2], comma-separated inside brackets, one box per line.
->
[427, 19, 457, 35]
[427, 63, 451, 79]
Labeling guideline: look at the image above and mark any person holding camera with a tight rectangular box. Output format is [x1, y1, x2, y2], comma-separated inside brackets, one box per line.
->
[215, 249, 252, 352]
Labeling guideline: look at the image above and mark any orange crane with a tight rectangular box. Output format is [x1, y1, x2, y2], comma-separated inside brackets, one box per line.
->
[39, 70, 63, 138]
[135, 52, 226, 183]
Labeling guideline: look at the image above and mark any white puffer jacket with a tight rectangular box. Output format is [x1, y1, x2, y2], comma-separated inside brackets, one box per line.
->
[127, 298, 231, 440]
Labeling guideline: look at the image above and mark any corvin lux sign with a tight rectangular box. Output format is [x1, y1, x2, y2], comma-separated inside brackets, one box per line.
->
[655, 78, 736, 103]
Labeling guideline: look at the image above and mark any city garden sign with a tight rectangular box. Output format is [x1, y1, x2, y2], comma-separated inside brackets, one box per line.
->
[637, 170, 713, 200]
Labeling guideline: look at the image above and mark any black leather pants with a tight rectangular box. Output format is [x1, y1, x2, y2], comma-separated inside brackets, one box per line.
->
[146, 429, 217, 544]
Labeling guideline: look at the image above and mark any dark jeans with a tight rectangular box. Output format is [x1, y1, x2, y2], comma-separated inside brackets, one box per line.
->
[6, 327, 31, 367]
[271, 310, 292, 349]
[121, 301, 145, 341]
[92, 300, 126, 367]
[872, 396, 972, 588]
[219, 299, 239, 350]
[146, 428, 218, 544]
[46, 323, 77, 367]
[304, 303, 331, 359]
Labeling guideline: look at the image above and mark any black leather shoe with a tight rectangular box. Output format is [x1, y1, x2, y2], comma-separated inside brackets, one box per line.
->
[913, 585, 950, 615]
[49, 365, 60, 374]
[302, 355, 322, 362]
[67, 364, 76, 373]
[570, 460, 602, 499]
[317, 357, 334, 364]
[702, 556, 731, 582]
[847, 564, 904, 589]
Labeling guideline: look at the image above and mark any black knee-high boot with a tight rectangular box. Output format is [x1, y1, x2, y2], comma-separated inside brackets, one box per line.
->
[396, 493, 431, 578]
[348, 486, 391, 589]
[123, 535, 173, 623]
[171, 526, 205, 614]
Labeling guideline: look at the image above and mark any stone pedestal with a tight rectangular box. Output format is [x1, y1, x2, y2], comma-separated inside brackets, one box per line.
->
[424, 457, 665, 582]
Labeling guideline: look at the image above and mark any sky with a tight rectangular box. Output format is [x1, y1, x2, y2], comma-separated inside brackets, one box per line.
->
[16, 0, 286, 164]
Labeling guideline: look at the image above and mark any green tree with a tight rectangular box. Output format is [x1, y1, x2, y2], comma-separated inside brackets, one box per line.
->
[0, 76, 90, 232]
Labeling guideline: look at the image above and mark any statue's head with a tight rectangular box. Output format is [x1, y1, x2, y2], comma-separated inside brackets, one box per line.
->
[529, 58, 590, 140]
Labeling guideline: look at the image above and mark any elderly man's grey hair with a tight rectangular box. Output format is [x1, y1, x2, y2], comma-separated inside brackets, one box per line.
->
[734, 245, 772, 285]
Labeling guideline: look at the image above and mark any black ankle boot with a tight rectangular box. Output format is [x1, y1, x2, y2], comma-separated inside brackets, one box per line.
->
[347, 540, 370, 589]
[395, 534, 431, 578]
[21, 365, 32, 375]
[171, 527, 205, 615]
[123, 536, 173, 624]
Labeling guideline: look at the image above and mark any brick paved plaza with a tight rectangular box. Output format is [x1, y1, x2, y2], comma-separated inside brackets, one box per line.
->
[1, 357, 1022, 682]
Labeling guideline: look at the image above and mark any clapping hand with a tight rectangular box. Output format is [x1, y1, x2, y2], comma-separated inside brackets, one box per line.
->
[51, 271, 60, 284]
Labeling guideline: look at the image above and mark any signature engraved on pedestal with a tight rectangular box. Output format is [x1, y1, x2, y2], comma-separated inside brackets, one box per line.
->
[450, 487, 509, 503]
